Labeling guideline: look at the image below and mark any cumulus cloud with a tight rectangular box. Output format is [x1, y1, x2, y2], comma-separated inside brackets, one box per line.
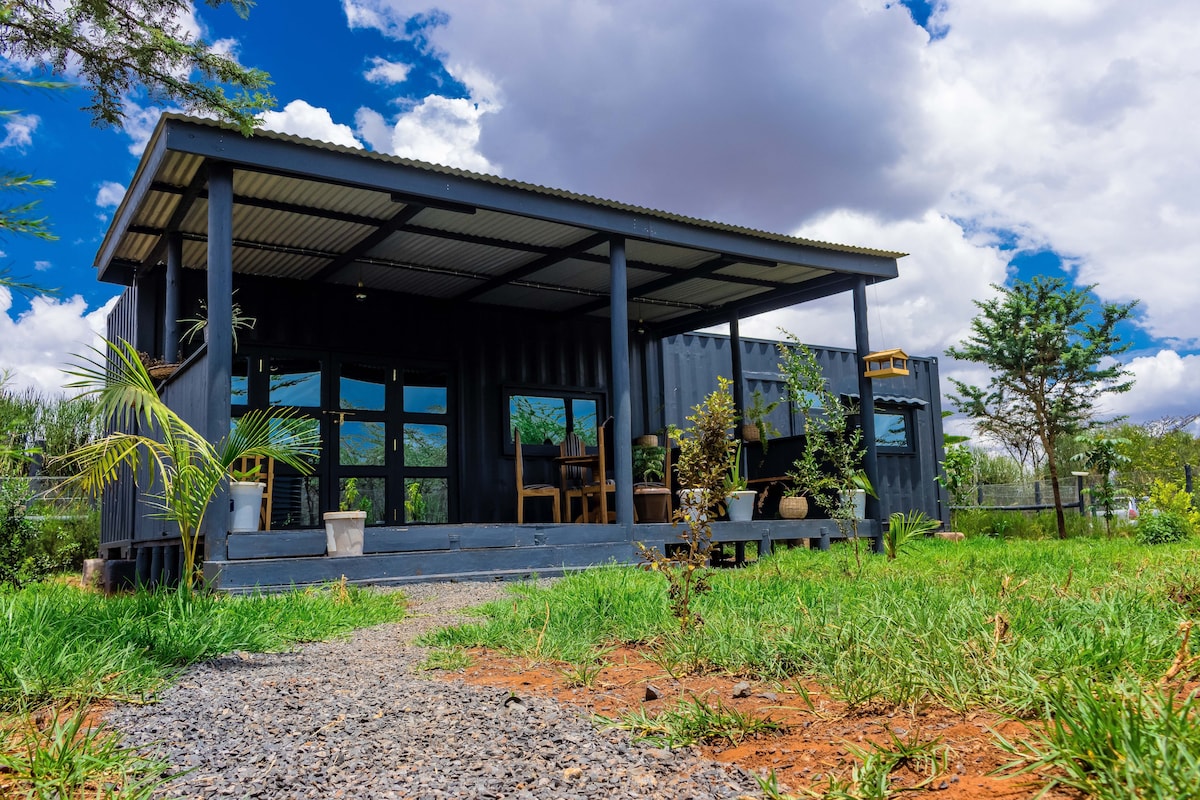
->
[261, 99, 363, 148]
[1, 113, 38, 150]
[33, 261, 51, 272]
[355, 95, 495, 171]
[95, 181, 125, 208]
[0, 288, 118, 397]
[363, 56, 411, 85]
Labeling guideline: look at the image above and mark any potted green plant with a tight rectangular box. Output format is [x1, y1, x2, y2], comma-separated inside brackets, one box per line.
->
[632, 443, 671, 522]
[742, 389, 781, 452]
[723, 441, 756, 521]
[180, 290, 257, 352]
[54, 338, 321, 590]
[325, 477, 370, 556]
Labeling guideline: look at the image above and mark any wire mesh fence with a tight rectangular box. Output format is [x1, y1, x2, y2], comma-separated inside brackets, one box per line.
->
[950, 479, 1083, 511]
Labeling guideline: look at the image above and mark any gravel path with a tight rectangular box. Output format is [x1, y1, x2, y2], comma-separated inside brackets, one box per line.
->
[107, 580, 763, 799]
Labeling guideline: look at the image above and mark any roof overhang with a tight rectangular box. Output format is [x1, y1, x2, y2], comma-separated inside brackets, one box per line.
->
[96, 115, 905, 337]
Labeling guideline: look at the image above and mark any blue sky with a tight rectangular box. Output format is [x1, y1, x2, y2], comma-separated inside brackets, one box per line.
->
[2, 0, 1197, 432]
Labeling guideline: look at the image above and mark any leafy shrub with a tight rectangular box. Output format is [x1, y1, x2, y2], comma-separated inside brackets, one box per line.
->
[1136, 512, 1193, 545]
[27, 501, 100, 571]
[1143, 481, 1200, 529]
[0, 478, 52, 588]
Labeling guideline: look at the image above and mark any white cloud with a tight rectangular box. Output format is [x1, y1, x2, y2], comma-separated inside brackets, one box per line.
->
[1101, 350, 1200, 424]
[261, 100, 363, 148]
[355, 95, 495, 171]
[0, 288, 119, 397]
[1, 113, 38, 150]
[121, 102, 166, 155]
[33, 261, 51, 272]
[363, 56, 411, 85]
[95, 181, 125, 208]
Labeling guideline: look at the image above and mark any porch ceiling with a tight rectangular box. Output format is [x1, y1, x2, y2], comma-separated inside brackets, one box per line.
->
[97, 115, 905, 336]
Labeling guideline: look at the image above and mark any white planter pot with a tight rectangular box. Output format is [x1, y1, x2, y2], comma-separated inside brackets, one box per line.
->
[726, 490, 757, 522]
[230, 481, 264, 532]
[323, 511, 366, 557]
[840, 489, 867, 520]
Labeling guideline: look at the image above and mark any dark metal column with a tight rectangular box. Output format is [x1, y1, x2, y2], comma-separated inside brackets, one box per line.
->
[163, 231, 181, 362]
[852, 278, 882, 553]
[610, 236, 634, 528]
[729, 315, 744, 425]
[204, 162, 233, 566]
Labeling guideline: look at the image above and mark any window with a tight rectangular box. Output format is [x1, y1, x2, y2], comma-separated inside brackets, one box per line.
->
[874, 409, 913, 452]
[505, 389, 601, 452]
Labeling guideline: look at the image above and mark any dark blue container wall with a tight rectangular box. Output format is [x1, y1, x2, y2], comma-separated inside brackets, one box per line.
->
[100, 291, 139, 553]
[659, 332, 947, 525]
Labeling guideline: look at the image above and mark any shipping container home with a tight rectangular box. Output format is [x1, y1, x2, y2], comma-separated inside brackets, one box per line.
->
[94, 115, 946, 591]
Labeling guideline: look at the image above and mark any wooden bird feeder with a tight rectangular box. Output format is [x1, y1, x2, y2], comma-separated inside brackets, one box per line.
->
[863, 348, 910, 378]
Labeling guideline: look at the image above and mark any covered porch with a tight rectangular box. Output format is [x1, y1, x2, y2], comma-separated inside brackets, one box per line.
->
[95, 115, 907, 591]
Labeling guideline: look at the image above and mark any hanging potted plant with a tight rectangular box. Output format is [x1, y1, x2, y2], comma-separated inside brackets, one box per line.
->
[742, 389, 781, 452]
[324, 477, 371, 557]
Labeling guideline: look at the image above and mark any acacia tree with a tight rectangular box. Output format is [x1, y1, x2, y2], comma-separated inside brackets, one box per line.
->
[0, 0, 274, 249]
[947, 276, 1137, 539]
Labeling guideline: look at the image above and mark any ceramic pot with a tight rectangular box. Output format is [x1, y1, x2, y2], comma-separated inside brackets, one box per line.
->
[323, 510, 366, 556]
[726, 490, 757, 522]
[230, 481, 264, 532]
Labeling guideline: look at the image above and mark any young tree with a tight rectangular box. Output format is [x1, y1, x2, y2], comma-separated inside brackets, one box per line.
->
[946, 277, 1137, 539]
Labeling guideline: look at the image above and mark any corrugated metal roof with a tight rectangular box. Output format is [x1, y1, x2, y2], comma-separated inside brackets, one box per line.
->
[95, 114, 907, 336]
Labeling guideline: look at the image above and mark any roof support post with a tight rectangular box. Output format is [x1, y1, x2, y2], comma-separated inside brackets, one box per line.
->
[852, 278, 882, 553]
[163, 231, 181, 362]
[204, 162, 233, 565]
[609, 236, 634, 529]
[729, 314, 744, 430]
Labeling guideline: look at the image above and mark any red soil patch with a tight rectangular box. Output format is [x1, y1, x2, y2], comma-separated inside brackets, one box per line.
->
[444, 647, 1081, 800]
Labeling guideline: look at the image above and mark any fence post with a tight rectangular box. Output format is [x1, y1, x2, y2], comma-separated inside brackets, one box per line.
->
[1034, 481, 1042, 506]
[1187, 464, 1193, 494]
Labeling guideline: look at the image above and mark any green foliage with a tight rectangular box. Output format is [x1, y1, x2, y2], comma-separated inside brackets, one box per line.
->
[884, 510, 940, 560]
[722, 440, 748, 494]
[640, 376, 738, 631]
[1135, 512, 1193, 545]
[1112, 420, 1200, 499]
[744, 389, 781, 453]
[179, 293, 257, 352]
[631, 444, 665, 483]
[404, 480, 426, 522]
[776, 330, 871, 557]
[0, 477, 51, 589]
[937, 443, 974, 508]
[997, 678, 1200, 800]
[1073, 432, 1132, 537]
[0, 702, 172, 800]
[53, 338, 322, 589]
[1144, 480, 1200, 528]
[418, 648, 473, 672]
[0, 1, 275, 134]
[598, 692, 784, 748]
[953, 508, 1100, 540]
[947, 276, 1137, 539]
[25, 500, 100, 572]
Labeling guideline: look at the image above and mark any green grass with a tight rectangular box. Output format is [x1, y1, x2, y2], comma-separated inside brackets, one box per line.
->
[422, 537, 1200, 798]
[0, 580, 406, 798]
[597, 692, 785, 747]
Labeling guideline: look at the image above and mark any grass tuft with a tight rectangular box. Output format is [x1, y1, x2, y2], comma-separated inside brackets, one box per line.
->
[597, 691, 784, 748]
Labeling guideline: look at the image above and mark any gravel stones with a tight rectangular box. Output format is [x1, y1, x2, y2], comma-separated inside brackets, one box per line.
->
[106, 580, 761, 799]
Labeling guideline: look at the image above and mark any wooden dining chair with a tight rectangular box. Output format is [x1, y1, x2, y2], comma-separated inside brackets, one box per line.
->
[559, 431, 591, 523]
[515, 428, 560, 524]
[578, 418, 617, 523]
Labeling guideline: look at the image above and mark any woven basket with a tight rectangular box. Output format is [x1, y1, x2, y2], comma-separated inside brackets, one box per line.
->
[146, 363, 179, 381]
[741, 423, 760, 443]
[778, 495, 809, 520]
[634, 435, 659, 447]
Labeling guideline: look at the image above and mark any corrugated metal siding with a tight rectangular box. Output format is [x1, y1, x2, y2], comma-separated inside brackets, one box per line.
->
[659, 332, 945, 523]
[100, 291, 138, 551]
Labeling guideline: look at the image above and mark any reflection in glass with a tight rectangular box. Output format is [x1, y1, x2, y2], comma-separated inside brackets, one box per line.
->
[404, 424, 447, 467]
[405, 477, 447, 523]
[509, 395, 566, 445]
[232, 356, 249, 406]
[339, 477, 385, 525]
[340, 421, 386, 466]
[269, 358, 322, 407]
[875, 411, 910, 448]
[341, 363, 387, 411]
[404, 370, 447, 414]
[571, 399, 598, 445]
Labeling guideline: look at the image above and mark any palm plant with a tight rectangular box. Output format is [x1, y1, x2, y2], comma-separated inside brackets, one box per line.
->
[52, 338, 321, 589]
